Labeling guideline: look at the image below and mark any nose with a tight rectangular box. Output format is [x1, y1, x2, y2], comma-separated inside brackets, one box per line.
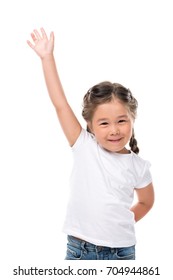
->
[110, 124, 120, 135]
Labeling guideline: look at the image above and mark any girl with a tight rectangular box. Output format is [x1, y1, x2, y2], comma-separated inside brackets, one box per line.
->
[27, 28, 154, 260]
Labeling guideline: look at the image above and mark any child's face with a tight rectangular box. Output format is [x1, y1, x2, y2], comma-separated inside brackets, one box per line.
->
[88, 98, 134, 153]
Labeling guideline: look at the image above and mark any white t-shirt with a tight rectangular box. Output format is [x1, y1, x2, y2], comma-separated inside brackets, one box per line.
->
[63, 129, 152, 248]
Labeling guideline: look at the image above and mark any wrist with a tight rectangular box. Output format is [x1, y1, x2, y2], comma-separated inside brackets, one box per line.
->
[41, 53, 54, 61]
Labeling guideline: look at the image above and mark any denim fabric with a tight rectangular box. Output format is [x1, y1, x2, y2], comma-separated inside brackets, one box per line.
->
[65, 236, 135, 260]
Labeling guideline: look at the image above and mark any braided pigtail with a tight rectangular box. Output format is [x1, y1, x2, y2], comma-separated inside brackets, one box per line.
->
[129, 129, 139, 154]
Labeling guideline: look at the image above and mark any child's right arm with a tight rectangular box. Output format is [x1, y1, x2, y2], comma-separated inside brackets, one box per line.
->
[27, 28, 82, 146]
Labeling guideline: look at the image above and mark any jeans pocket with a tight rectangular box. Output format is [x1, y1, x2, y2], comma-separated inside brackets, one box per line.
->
[65, 243, 83, 260]
[116, 245, 135, 260]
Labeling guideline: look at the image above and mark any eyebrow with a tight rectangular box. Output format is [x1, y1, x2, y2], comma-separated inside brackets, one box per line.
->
[116, 115, 129, 119]
[97, 115, 129, 122]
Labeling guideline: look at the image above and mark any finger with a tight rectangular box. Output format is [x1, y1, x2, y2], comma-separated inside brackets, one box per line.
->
[31, 33, 37, 42]
[27, 40, 34, 49]
[33, 29, 42, 40]
[50, 31, 54, 43]
[40, 27, 48, 40]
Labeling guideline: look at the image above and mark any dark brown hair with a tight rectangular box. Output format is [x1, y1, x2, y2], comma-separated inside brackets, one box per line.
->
[82, 81, 139, 154]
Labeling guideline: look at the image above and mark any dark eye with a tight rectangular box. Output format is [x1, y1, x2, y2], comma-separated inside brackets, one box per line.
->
[118, 119, 127, 123]
[100, 122, 108, 126]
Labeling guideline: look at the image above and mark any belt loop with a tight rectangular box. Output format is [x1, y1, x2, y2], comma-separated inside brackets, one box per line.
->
[81, 240, 87, 253]
[111, 248, 115, 254]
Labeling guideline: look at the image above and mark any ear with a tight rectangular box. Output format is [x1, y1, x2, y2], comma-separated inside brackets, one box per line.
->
[87, 121, 94, 134]
[130, 118, 135, 128]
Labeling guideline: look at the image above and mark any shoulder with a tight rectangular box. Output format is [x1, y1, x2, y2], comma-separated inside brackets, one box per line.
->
[131, 152, 151, 170]
[71, 128, 96, 151]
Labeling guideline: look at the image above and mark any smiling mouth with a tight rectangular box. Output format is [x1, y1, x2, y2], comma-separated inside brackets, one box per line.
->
[108, 138, 122, 142]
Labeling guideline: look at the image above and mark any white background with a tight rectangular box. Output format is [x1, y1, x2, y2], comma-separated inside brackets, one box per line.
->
[0, 0, 172, 279]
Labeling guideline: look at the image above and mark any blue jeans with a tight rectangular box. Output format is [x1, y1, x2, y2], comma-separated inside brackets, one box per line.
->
[65, 236, 135, 260]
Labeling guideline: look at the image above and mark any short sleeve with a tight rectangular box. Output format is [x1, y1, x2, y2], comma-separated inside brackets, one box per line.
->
[71, 129, 94, 152]
[71, 129, 85, 151]
[135, 161, 152, 189]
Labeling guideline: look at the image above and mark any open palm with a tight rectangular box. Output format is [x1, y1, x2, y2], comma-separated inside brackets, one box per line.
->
[27, 28, 54, 58]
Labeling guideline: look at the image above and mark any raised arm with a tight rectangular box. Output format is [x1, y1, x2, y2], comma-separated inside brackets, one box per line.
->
[27, 28, 82, 146]
[131, 183, 154, 222]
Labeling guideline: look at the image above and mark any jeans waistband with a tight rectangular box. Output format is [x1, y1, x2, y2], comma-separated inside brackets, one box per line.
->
[67, 235, 114, 252]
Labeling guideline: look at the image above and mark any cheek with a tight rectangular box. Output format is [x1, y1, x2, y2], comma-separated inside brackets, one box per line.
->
[94, 130, 104, 140]
[93, 128, 108, 143]
[125, 124, 133, 137]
